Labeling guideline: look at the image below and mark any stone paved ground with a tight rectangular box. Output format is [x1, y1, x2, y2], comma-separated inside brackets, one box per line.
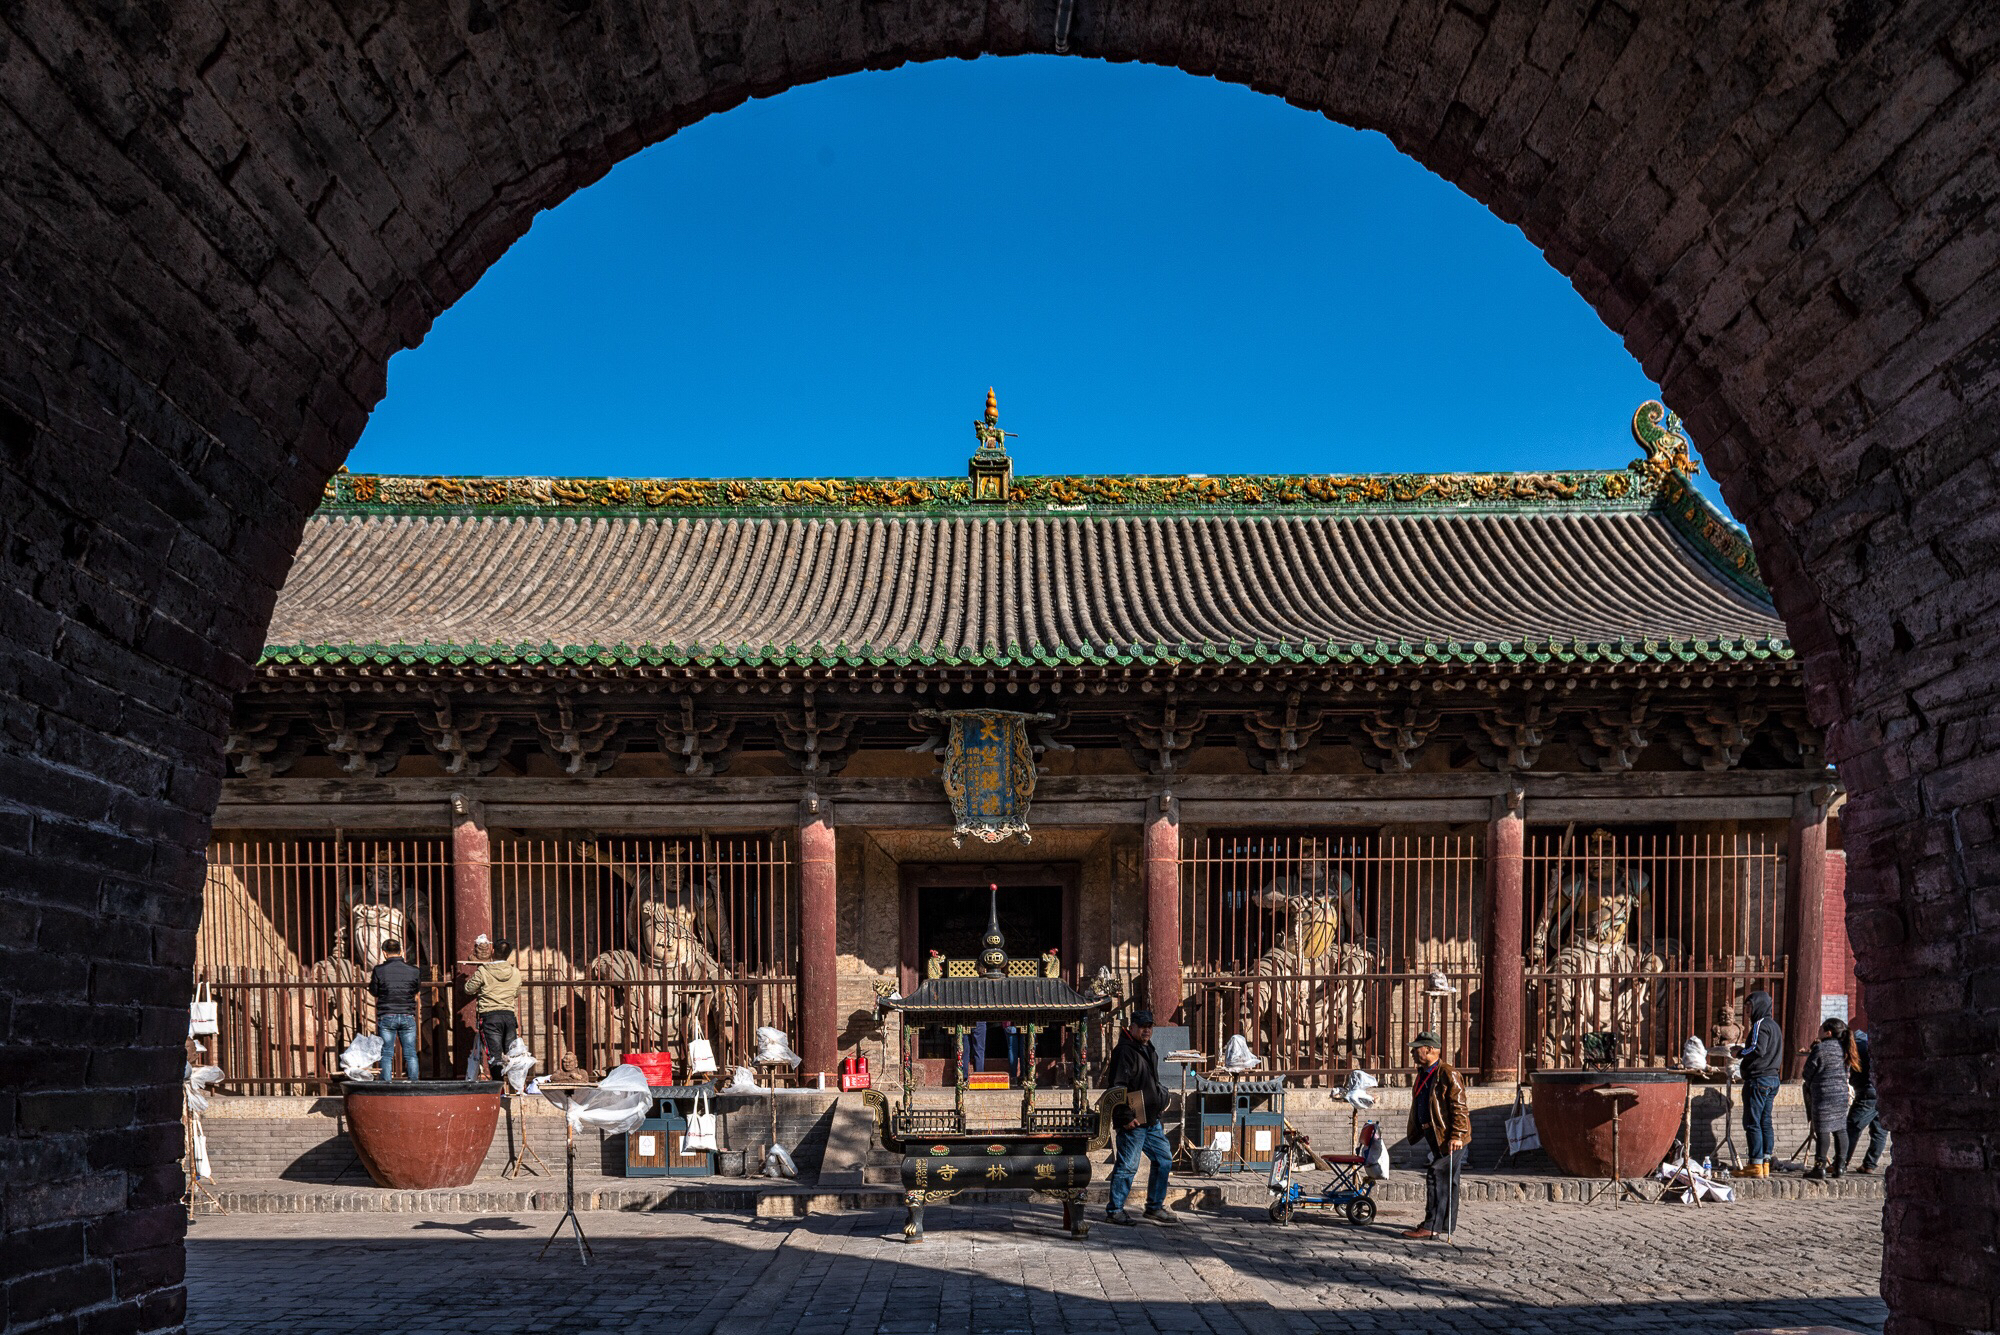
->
[186, 1196, 1886, 1335]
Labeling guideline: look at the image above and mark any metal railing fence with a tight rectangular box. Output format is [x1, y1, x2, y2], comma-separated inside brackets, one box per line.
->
[1179, 831, 1484, 1083]
[1521, 828, 1788, 1070]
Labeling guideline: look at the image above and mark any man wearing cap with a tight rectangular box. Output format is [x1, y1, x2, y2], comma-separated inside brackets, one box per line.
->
[1403, 1031, 1470, 1241]
[1102, 1009, 1177, 1226]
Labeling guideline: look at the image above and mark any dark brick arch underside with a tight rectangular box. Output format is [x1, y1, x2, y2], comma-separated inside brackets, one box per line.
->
[1, 3, 1996, 1333]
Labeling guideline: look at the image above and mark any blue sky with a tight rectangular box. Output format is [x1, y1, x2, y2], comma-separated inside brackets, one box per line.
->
[354, 57, 1718, 504]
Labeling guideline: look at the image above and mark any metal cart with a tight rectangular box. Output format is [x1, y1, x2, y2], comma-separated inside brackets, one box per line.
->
[1265, 1120, 1380, 1225]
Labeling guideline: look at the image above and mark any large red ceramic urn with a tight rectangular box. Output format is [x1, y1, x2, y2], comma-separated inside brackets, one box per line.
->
[342, 1079, 502, 1189]
[1528, 1070, 1688, 1178]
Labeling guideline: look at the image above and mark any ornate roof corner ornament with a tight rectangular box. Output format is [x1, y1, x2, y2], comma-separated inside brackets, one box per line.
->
[1242, 691, 1327, 774]
[968, 387, 1015, 502]
[536, 694, 624, 777]
[1630, 400, 1700, 483]
[658, 696, 737, 777]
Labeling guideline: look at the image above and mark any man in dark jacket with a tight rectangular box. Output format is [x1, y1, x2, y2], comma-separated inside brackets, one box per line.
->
[1402, 1032, 1471, 1241]
[1102, 1009, 1176, 1226]
[1843, 1028, 1890, 1173]
[367, 940, 422, 1081]
[1734, 989, 1783, 1175]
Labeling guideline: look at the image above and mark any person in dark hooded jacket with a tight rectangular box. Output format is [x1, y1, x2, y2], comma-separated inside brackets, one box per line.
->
[1733, 989, 1783, 1175]
[1801, 1018, 1857, 1180]
[1842, 1028, 1889, 1173]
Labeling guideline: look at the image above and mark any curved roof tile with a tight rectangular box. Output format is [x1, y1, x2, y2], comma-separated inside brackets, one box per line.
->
[265, 507, 1785, 664]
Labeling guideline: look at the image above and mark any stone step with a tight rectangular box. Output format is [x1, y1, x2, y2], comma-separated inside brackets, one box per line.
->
[194, 1167, 1885, 1216]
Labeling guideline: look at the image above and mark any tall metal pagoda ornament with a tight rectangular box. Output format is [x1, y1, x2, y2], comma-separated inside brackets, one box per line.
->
[869, 886, 1121, 1243]
[921, 708, 1050, 845]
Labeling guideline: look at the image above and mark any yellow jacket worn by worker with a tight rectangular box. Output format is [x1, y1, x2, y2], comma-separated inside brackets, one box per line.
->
[465, 959, 520, 1014]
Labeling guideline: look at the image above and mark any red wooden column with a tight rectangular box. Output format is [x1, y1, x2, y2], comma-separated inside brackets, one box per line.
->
[1783, 786, 1832, 1079]
[1480, 786, 1525, 1085]
[798, 798, 839, 1083]
[450, 794, 493, 1076]
[1144, 793, 1182, 1024]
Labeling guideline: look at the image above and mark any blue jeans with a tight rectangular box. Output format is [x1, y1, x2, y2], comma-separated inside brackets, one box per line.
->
[1743, 1077, 1779, 1163]
[1007, 1029, 1028, 1081]
[1107, 1121, 1172, 1214]
[377, 1014, 418, 1081]
[1845, 1099, 1888, 1170]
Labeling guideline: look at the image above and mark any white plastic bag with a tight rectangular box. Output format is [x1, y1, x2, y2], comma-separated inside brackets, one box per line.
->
[184, 1064, 225, 1114]
[190, 1116, 213, 1181]
[687, 1020, 718, 1075]
[503, 1038, 539, 1094]
[543, 1063, 654, 1137]
[189, 982, 219, 1037]
[754, 1027, 802, 1069]
[1362, 1133, 1391, 1181]
[721, 1065, 762, 1094]
[339, 1034, 383, 1081]
[1338, 1069, 1378, 1110]
[1679, 1035, 1709, 1071]
[684, 1089, 718, 1152]
[1221, 1034, 1262, 1072]
[763, 1143, 797, 1178]
[1506, 1109, 1541, 1154]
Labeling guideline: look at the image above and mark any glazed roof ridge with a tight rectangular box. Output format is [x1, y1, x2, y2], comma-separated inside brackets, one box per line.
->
[321, 463, 1668, 518]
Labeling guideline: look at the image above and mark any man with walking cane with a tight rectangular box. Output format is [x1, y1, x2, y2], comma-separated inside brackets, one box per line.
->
[1402, 1031, 1470, 1242]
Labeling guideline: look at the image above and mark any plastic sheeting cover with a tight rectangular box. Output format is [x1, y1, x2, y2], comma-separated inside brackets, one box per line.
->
[339, 1034, 383, 1082]
[754, 1027, 802, 1069]
[542, 1063, 653, 1136]
[1221, 1034, 1263, 1072]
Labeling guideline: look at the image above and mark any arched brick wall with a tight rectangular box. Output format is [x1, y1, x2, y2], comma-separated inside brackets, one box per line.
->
[1, 4, 1994, 1331]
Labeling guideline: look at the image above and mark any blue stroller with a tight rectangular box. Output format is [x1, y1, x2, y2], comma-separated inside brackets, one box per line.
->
[1266, 1119, 1381, 1225]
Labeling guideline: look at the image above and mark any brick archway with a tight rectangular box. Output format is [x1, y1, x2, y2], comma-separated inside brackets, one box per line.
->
[1, 5, 1993, 1332]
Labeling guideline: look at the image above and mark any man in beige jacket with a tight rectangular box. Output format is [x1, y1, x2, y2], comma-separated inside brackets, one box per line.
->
[465, 939, 522, 1082]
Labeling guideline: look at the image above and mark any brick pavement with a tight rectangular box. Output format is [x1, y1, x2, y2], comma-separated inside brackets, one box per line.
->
[186, 1198, 1885, 1335]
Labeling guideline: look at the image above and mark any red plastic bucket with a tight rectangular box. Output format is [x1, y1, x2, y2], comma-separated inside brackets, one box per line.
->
[623, 1051, 674, 1086]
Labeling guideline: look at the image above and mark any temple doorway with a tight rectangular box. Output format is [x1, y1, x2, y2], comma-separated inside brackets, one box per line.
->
[899, 863, 1080, 1071]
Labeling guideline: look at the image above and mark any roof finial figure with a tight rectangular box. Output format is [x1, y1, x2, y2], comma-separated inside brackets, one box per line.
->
[969, 388, 1015, 502]
[1630, 400, 1699, 481]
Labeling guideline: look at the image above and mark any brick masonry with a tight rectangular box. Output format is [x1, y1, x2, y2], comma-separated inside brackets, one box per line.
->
[0, 4, 1995, 1334]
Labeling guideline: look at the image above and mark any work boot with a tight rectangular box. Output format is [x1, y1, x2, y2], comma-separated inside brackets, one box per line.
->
[1105, 1210, 1138, 1227]
[1143, 1207, 1180, 1224]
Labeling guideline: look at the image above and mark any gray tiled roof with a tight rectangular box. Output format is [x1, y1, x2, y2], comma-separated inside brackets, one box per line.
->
[888, 974, 1112, 1021]
[265, 508, 1783, 662]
